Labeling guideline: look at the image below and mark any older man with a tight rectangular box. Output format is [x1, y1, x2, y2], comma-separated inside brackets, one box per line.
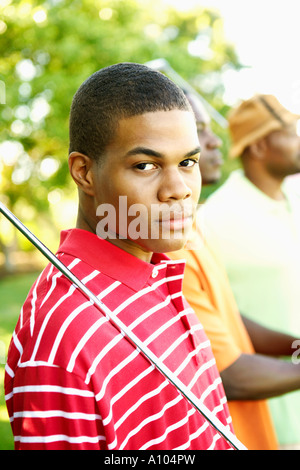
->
[170, 92, 279, 449]
[201, 94, 300, 449]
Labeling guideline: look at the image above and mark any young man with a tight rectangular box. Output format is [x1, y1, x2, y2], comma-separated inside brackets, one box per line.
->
[4, 63, 235, 450]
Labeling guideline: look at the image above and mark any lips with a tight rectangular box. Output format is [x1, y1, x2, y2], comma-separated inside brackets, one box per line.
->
[158, 208, 194, 231]
[160, 216, 193, 231]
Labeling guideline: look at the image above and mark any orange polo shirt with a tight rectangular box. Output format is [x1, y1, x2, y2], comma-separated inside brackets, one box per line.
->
[169, 227, 278, 450]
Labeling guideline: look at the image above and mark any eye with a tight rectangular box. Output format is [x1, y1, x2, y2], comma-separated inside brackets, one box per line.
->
[179, 158, 198, 168]
[197, 124, 206, 134]
[134, 162, 157, 171]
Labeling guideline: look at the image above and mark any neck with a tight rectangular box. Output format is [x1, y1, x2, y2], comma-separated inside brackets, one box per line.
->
[76, 205, 97, 233]
[243, 165, 285, 201]
[76, 205, 153, 263]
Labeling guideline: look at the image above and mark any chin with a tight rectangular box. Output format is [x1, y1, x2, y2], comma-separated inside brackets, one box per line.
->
[146, 238, 188, 254]
[202, 174, 221, 186]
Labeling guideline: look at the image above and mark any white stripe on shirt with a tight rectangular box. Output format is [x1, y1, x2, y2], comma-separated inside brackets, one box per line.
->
[9, 385, 94, 398]
[14, 434, 106, 445]
[30, 271, 43, 336]
[13, 410, 102, 421]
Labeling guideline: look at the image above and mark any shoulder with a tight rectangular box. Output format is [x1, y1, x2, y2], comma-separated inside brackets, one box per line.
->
[284, 175, 300, 197]
[13, 256, 129, 380]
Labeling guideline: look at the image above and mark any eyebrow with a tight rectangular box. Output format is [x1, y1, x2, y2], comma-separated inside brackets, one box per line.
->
[125, 146, 202, 159]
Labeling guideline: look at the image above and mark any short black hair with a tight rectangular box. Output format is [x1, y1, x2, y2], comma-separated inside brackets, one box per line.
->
[69, 62, 191, 162]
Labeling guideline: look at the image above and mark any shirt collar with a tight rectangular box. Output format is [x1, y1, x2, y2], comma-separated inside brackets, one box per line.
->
[56, 229, 176, 291]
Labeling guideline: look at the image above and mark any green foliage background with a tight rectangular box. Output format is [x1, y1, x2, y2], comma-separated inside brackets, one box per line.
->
[0, 0, 241, 257]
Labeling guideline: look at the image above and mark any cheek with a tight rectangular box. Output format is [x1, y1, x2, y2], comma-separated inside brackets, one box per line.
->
[190, 169, 202, 202]
[95, 169, 139, 204]
[289, 141, 300, 158]
[116, 184, 155, 233]
[271, 136, 298, 157]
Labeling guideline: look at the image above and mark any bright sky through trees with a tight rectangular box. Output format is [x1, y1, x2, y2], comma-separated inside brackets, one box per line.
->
[164, 0, 300, 112]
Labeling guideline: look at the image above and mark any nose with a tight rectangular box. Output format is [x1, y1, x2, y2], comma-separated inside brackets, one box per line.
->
[157, 167, 199, 202]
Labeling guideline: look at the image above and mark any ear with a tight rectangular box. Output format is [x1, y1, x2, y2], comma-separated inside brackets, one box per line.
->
[68, 152, 95, 196]
[248, 138, 268, 161]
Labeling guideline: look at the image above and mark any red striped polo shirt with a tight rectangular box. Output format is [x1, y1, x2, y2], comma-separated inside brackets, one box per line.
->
[5, 229, 234, 450]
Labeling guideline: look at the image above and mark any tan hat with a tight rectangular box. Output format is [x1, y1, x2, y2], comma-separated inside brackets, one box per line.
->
[228, 94, 300, 158]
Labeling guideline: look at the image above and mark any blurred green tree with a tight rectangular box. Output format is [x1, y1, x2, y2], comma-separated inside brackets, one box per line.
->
[0, 0, 241, 269]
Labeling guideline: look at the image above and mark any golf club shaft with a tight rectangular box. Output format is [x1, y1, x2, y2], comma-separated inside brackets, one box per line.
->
[0, 201, 246, 450]
[145, 59, 228, 129]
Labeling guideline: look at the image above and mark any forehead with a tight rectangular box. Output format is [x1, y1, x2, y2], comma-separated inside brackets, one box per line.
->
[267, 122, 298, 140]
[109, 109, 199, 153]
